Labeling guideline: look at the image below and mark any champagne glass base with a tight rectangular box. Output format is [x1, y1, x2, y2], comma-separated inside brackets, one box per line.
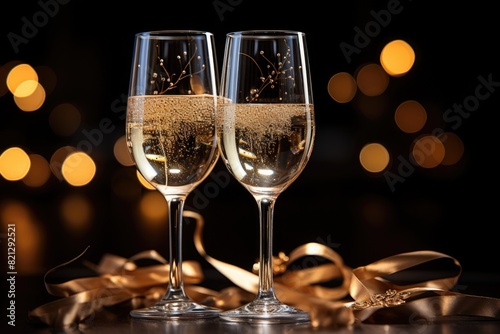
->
[130, 300, 220, 320]
[219, 299, 310, 324]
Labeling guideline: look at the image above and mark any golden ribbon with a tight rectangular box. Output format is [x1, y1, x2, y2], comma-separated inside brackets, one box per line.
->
[29, 211, 500, 329]
[28, 245, 222, 328]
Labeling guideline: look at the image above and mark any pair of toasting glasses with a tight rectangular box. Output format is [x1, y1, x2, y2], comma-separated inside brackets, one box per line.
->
[126, 30, 315, 323]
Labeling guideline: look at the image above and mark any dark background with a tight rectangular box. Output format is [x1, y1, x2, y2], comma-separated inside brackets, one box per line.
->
[1, 0, 499, 324]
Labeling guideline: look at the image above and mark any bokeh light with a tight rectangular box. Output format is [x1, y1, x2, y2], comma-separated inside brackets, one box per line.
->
[13, 82, 46, 112]
[439, 132, 464, 166]
[136, 170, 156, 190]
[6, 63, 38, 94]
[394, 100, 427, 133]
[114, 135, 135, 166]
[355, 63, 390, 97]
[14, 79, 38, 98]
[61, 151, 96, 186]
[327, 72, 357, 103]
[4, 62, 47, 111]
[411, 135, 445, 168]
[380, 39, 415, 76]
[359, 143, 390, 173]
[50, 146, 77, 181]
[139, 190, 168, 222]
[0, 147, 31, 181]
[22, 154, 52, 187]
[0, 60, 22, 97]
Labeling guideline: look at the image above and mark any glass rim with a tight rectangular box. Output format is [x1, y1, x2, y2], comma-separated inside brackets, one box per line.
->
[135, 30, 214, 38]
[226, 30, 305, 38]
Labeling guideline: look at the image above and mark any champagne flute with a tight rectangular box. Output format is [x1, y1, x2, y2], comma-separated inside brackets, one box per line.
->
[216, 30, 315, 323]
[126, 30, 220, 319]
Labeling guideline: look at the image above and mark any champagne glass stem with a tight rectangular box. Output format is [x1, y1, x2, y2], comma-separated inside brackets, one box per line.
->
[257, 197, 278, 300]
[164, 196, 188, 301]
[219, 194, 309, 322]
[130, 192, 220, 319]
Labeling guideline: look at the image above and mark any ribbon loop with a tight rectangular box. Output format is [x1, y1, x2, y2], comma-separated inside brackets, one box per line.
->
[29, 211, 500, 329]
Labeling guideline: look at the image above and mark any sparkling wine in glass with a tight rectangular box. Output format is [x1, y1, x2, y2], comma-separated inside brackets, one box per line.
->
[216, 30, 315, 323]
[126, 30, 220, 319]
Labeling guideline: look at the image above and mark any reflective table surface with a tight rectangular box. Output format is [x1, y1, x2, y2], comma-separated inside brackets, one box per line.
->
[12, 272, 500, 334]
[25, 313, 500, 334]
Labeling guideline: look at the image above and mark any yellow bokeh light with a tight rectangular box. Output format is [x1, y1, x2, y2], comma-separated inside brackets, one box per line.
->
[13, 82, 46, 112]
[0, 147, 31, 181]
[137, 170, 156, 190]
[411, 135, 445, 168]
[114, 135, 135, 166]
[6, 63, 38, 94]
[14, 79, 38, 98]
[0, 61, 22, 97]
[394, 100, 427, 133]
[380, 39, 415, 76]
[22, 154, 51, 187]
[355, 63, 389, 97]
[359, 143, 390, 173]
[50, 146, 77, 181]
[61, 151, 96, 186]
[327, 72, 357, 103]
[139, 191, 168, 222]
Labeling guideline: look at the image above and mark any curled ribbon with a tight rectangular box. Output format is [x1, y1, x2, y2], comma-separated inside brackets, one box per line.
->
[29, 211, 500, 329]
[28, 243, 219, 328]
